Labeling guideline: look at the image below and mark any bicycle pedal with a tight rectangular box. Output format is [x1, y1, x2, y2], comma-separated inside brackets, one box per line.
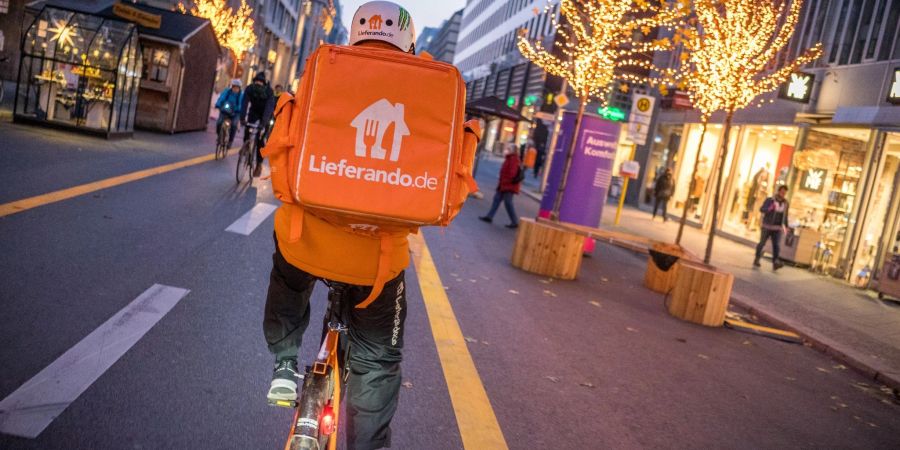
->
[268, 398, 298, 408]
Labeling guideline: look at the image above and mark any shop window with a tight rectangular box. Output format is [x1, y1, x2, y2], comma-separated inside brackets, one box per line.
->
[721, 126, 799, 241]
[670, 123, 737, 223]
[790, 128, 871, 275]
[142, 48, 169, 83]
[850, 133, 900, 286]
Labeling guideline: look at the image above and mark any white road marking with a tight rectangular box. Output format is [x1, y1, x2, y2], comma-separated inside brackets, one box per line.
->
[0, 284, 190, 438]
[225, 202, 277, 235]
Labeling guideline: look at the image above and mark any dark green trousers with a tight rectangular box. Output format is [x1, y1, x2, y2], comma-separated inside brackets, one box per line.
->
[263, 235, 407, 450]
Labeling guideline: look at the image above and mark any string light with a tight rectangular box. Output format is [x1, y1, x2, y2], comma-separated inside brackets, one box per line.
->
[516, 0, 690, 220]
[669, 0, 822, 263]
[178, 0, 257, 63]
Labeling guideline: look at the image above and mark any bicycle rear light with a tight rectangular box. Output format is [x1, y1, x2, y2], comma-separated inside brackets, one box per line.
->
[320, 403, 336, 435]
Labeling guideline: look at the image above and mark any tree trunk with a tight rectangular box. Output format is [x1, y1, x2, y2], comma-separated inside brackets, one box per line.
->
[675, 120, 708, 245]
[703, 110, 734, 264]
[550, 97, 587, 221]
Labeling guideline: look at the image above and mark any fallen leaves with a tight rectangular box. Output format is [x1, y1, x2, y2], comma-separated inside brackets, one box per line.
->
[508, 289, 519, 295]
[676, 338, 687, 343]
[545, 376, 561, 383]
[402, 381, 414, 389]
[697, 354, 710, 360]
[816, 367, 830, 373]
[579, 382, 596, 388]
[542, 290, 557, 297]
[589, 300, 602, 308]
[626, 327, 639, 333]
[464, 336, 478, 343]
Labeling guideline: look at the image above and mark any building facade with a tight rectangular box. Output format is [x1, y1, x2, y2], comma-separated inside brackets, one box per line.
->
[644, 0, 900, 288]
[420, 8, 462, 64]
[454, 0, 563, 155]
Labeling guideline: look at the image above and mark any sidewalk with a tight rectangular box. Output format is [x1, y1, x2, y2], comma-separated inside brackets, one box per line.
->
[516, 176, 900, 389]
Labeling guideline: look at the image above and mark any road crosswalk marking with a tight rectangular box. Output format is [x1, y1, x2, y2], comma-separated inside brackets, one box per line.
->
[408, 233, 508, 450]
[0, 284, 190, 438]
[225, 202, 278, 235]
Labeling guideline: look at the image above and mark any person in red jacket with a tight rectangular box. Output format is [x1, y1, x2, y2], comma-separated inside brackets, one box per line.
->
[479, 143, 522, 228]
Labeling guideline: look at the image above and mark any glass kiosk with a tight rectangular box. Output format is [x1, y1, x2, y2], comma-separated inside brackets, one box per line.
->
[15, 6, 142, 138]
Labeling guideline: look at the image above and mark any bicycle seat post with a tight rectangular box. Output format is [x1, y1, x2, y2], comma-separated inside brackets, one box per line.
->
[325, 283, 346, 332]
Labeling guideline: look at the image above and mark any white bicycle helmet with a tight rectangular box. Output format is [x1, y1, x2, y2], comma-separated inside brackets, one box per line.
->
[349, 1, 416, 53]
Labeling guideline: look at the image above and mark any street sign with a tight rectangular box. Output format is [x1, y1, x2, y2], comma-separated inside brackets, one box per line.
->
[620, 160, 640, 178]
[554, 93, 569, 107]
[778, 72, 814, 103]
[113, 2, 162, 29]
[626, 94, 654, 145]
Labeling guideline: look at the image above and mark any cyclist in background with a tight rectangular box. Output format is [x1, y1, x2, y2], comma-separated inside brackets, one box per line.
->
[214, 79, 243, 148]
[262, 2, 417, 448]
[241, 72, 275, 177]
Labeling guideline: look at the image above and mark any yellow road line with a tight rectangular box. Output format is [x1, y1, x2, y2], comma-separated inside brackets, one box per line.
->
[409, 233, 508, 450]
[0, 153, 217, 218]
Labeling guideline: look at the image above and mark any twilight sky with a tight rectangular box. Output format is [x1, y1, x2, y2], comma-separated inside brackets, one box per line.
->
[339, 0, 467, 34]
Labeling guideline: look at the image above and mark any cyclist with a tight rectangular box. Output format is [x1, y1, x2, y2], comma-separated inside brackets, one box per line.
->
[214, 79, 243, 148]
[241, 71, 275, 177]
[263, 2, 416, 449]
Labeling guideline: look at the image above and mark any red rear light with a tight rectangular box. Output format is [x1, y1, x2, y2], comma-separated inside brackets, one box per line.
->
[320, 403, 335, 435]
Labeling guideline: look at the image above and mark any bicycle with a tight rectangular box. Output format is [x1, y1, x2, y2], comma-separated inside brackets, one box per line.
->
[273, 281, 349, 450]
[215, 116, 232, 160]
[236, 121, 260, 184]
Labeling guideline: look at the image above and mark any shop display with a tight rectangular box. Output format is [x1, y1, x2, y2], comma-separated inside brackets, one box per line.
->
[14, 6, 141, 136]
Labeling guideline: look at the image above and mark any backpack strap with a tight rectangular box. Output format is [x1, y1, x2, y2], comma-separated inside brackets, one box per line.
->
[355, 234, 393, 309]
[288, 206, 304, 243]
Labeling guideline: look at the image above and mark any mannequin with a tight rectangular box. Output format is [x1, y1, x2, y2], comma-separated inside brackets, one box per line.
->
[746, 164, 770, 230]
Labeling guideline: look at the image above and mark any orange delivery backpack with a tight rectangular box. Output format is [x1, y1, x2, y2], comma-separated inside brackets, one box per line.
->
[523, 146, 537, 168]
[262, 44, 481, 306]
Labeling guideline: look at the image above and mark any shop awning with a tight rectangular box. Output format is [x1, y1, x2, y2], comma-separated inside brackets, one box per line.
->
[466, 96, 529, 122]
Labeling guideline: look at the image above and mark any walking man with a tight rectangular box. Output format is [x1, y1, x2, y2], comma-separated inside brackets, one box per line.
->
[652, 167, 674, 221]
[479, 143, 522, 228]
[754, 184, 790, 271]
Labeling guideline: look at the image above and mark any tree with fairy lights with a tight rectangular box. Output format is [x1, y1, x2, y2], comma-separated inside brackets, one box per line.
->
[517, 0, 689, 221]
[668, 0, 821, 263]
[179, 0, 257, 75]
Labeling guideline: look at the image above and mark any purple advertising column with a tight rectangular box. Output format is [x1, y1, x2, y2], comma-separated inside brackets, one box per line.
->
[539, 111, 621, 228]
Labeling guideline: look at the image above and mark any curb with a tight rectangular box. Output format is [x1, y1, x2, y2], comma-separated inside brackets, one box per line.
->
[516, 187, 900, 392]
[729, 292, 900, 392]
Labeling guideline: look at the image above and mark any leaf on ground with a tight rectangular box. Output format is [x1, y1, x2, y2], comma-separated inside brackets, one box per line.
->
[785, 377, 797, 381]
[676, 338, 687, 343]
[579, 382, 595, 388]
[837, 403, 847, 408]
[453, 253, 460, 259]
[508, 289, 519, 295]
[454, 278, 463, 283]
[464, 336, 478, 343]
[742, 340, 753, 346]
[589, 300, 602, 307]
[868, 422, 878, 428]
[626, 327, 639, 333]
[480, 275, 491, 280]
[544, 376, 560, 383]
[402, 381, 414, 389]
[832, 364, 847, 370]
[543, 290, 557, 297]
[469, 279, 478, 283]
[697, 354, 710, 360]
[830, 396, 840, 400]
[450, 273, 459, 277]
[600, 277, 609, 283]
[481, 341, 490, 346]
[816, 367, 831, 373]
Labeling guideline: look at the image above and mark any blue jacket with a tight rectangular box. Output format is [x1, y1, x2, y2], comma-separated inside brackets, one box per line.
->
[215, 89, 244, 118]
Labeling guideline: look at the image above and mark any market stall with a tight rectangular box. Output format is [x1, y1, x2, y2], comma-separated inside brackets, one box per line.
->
[14, 6, 141, 138]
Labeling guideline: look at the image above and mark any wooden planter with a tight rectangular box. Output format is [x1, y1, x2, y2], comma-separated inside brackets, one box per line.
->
[667, 261, 734, 327]
[644, 242, 687, 294]
[511, 218, 584, 280]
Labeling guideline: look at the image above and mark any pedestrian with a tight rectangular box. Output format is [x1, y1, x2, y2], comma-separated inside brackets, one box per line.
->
[479, 143, 522, 228]
[652, 167, 674, 221]
[754, 184, 790, 271]
[531, 119, 549, 178]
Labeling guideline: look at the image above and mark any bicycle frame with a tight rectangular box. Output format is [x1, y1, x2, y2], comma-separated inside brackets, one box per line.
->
[282, 284, 348, 450]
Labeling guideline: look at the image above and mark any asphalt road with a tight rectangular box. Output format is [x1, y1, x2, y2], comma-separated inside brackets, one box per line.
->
[1, 122, 899, 449]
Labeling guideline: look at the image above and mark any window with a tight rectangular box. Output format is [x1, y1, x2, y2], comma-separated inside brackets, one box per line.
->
[142, 47, 170, 83]
[0, 0, 9, 14]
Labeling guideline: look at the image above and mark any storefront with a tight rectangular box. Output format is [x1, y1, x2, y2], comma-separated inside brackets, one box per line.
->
[14, 6, 141, 138]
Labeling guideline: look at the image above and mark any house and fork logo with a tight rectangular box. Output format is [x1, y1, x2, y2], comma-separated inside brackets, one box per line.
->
[350, 99, 410, 162]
